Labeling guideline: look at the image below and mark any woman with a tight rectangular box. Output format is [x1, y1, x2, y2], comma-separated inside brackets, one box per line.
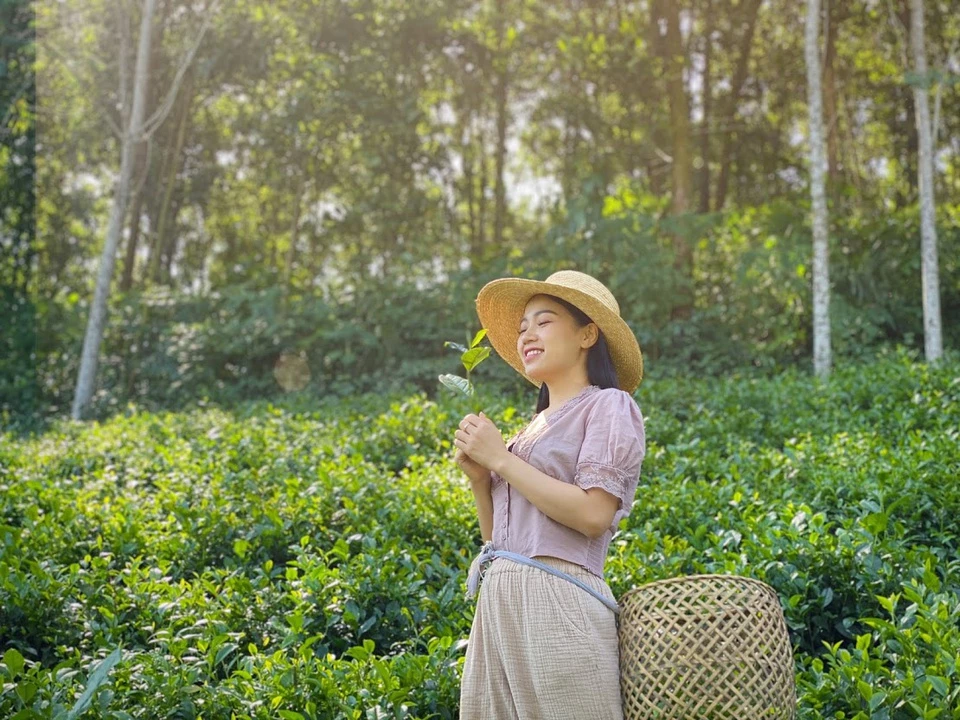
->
[453, 269, 646, 719]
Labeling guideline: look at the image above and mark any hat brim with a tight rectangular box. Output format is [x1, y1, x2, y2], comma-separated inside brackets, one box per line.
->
[475, 277, 643, 394]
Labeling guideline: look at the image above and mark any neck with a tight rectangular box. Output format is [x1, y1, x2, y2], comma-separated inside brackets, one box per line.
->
[544, 378, 593, 412]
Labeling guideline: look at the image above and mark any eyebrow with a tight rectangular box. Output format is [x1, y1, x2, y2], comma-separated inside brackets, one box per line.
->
[519, 309, 557, 327]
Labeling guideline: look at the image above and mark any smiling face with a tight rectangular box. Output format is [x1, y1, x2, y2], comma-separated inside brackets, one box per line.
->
[516, 295, 598, 385]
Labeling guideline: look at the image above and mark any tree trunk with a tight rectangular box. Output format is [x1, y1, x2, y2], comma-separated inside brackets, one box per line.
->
[283, 174, 305, 303]
[699, 0, 714, 213]
[841, 84, 866, 192]
[805, 0, 831, 378]
[492, 0, 509, 253]
[823, 0, 840, 180]
[713, 0, 763, 211]
[461, 105, 479, 258]
[120, 171, 145, 292]
[149, 69, 193, 283]
[909, 0, 942, 362]
[161, 195, 183, 284]
[477, 108, 488, 256]
[663, 1, 692, 215]
[72, 0, 157, 420]
[897, 0, 919, 203]
[661, 0, 694, 320]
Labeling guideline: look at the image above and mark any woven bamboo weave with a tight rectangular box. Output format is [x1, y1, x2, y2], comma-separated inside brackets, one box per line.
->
[617, 574, 796, 720]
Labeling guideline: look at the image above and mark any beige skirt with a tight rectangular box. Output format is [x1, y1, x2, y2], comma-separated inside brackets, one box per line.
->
[459, 554, 623, 720]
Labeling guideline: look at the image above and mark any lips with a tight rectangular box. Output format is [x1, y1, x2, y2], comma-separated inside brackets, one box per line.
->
[523, 347, 543, 363]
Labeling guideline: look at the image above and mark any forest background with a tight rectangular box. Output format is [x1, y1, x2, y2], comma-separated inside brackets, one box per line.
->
[1, 0, 958, 425]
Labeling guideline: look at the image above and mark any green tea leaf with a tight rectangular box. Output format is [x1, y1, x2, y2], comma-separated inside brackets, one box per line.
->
[3, 648, 24, 677]
[461, 346, 490, 372]
[438, 374, 473, 396]
[443, 341, 468, 354]
[470, 328, 488, 348]
[927, 676, 948, 697]
[66, 647, 122, 720]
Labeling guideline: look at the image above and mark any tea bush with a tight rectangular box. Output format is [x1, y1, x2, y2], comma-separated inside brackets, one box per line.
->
[1, 349, 958, 718]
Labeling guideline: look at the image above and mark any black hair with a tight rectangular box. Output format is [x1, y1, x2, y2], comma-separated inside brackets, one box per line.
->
[533, 294, 621, 414]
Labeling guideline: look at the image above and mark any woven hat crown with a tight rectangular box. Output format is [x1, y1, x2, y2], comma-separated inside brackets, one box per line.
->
[543, 270, 621, 316]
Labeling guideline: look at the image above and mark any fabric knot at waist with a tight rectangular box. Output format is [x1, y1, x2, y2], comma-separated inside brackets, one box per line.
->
[465, 540, 620, 615]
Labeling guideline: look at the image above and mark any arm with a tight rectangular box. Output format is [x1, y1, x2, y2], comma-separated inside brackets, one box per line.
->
[492, 453, 619, 539]
[470, 474, 494, 543]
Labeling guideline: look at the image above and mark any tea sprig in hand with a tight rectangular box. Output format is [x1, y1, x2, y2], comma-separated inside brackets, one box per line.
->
[439, 328, 491, 414]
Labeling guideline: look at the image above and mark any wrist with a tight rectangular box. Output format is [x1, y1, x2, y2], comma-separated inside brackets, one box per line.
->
[469, 469, 492, 487]
[491, 450, 512, 478]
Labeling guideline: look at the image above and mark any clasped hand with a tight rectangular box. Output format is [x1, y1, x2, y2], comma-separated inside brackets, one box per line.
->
[453, 412, 508, 477]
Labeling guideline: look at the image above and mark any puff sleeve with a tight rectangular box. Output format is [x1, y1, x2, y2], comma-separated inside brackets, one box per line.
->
[573, 389, 646, 533]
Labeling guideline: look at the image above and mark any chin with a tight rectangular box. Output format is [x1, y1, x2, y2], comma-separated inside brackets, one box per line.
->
[527, 370, 548, 384]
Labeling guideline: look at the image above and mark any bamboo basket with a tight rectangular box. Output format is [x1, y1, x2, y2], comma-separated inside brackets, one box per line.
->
[617, 574, 796, 720]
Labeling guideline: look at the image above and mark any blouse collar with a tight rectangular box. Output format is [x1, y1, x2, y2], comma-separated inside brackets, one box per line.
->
[536, 383, 602, 425]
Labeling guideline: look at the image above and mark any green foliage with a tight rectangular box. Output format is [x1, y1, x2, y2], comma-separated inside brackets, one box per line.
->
[7, 195, 958, 434]
[0, 0, 36, 428]
[438, 328, 491, 411]
[1, 353, 958, 717]
[1, 276, 484, 431]
[799, 575, 960, 719]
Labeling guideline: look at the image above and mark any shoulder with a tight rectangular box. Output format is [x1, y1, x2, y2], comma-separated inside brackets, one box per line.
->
[582, 387, 644, 430]
[585, 387, 642, 416]
[577, 387, 647, 460]
[587, 388, 646, 439]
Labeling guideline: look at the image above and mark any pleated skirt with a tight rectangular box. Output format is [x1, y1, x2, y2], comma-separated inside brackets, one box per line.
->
[459, 554, 623, 720]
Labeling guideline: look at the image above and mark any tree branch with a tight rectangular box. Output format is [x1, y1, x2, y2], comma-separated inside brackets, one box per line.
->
[140, 0, 221, 139]
[118, 0, 131, 131]
[931, 33, 958, 146]
[885, 0, 910, 70]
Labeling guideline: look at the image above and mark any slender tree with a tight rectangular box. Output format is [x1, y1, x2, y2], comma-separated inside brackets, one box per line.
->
[909, 0, 943, 363]
[699, 0, 714, 213]
[71, 0, 156, 420]
[805, 0, 831, 378]
[657, 0, 694, 321]
[492, 0, 510, 254]
[71, 0, 217, 419]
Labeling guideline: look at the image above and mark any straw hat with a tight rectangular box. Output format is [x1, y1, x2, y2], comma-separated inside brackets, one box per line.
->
[475, 269, 643, 394]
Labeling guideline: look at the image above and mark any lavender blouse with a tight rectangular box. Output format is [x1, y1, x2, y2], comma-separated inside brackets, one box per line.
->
[489, 384, 646, 579]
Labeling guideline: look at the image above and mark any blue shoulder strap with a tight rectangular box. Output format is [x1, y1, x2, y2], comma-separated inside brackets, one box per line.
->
[467, 541, 620, 616]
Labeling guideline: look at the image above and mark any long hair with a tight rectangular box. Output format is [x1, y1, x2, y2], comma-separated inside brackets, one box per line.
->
[533, 294, 621, 414]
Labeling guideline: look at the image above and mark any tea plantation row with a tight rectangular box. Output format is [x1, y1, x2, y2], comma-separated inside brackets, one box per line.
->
[1, 348, 959, 718]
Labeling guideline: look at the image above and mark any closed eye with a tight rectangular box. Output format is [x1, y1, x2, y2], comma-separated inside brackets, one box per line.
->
[517, 321, 550, 335]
